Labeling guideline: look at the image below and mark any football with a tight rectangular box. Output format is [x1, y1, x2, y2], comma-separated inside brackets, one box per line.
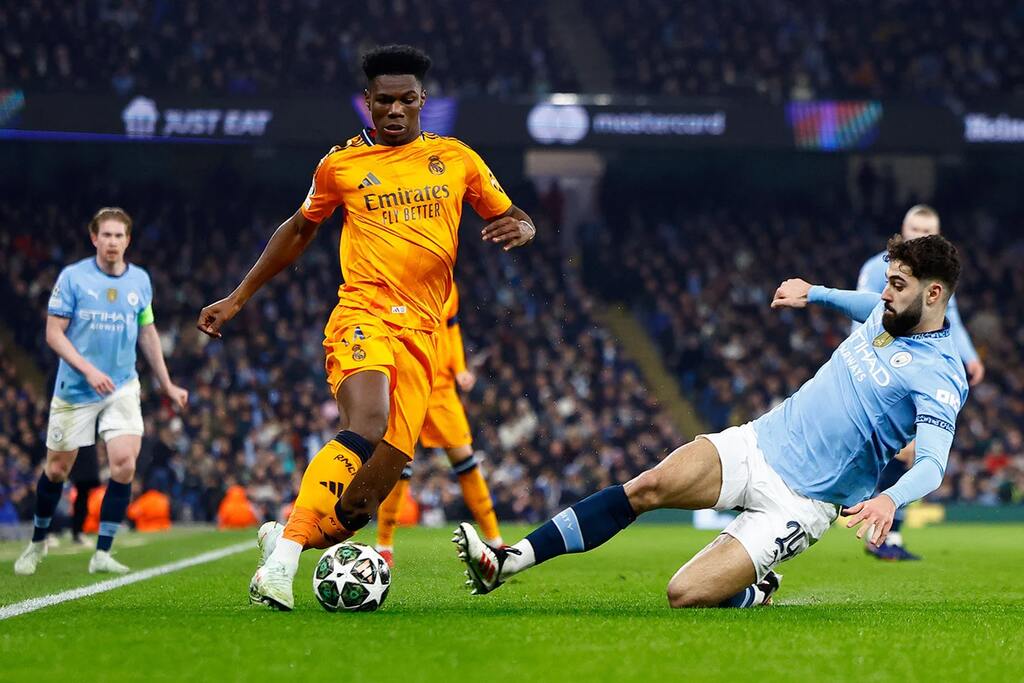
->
[312, 542, 391, 612]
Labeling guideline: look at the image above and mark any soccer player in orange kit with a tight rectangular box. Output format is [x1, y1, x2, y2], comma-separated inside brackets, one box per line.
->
[197, 45, 535, 610]
[375, 283, 503, 567]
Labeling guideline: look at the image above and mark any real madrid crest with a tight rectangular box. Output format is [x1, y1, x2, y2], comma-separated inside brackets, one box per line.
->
[872, 331, 894, 348]
[352, 344, 366, 361]
[106, 288, 118, 302]
[428, 155, 446, 176]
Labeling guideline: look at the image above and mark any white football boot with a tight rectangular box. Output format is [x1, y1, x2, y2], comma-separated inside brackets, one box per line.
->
[249, 560, 294, 611]
[256, 522, 284, 570]
[13, 541, 47, 576]
[452, 522, 518, 595]
[89, 550, 130, 574]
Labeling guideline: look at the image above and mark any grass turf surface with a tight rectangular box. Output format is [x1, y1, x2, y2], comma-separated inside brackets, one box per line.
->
[1, 523, 1022, 683]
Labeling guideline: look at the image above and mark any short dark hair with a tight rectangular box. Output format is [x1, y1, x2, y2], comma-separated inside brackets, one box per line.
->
[886, 234, 960, 296]
[89, 207, 132, 236]
[362, 45, 431, 83]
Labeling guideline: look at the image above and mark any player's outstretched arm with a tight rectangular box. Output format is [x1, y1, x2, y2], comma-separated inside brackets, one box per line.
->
[772, 279, 880, 323]
[45, 314, 115, 395]
[481, 205, 536, 252]
[197, 210, 321, 337]
[138, 323, 188, 409]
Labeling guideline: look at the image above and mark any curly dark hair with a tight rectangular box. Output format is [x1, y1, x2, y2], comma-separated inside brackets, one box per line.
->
[885, 234, 961, 296]
[362, 45, 431, 83]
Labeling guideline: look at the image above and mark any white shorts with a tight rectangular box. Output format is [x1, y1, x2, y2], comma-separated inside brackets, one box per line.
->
[701, 423, 840, 581]
[46, 378, 144, 451]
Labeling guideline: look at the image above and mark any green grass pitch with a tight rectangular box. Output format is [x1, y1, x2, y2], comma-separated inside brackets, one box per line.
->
[2, 523, 1022, 682]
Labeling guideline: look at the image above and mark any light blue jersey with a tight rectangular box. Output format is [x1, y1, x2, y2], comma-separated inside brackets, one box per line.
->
[856, 250, 978, 364]
[48, 257, 154, 404]
[753, 287, 967, 507]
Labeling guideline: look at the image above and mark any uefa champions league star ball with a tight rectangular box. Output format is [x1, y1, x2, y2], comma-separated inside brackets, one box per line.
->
[312, 542, 391, 612]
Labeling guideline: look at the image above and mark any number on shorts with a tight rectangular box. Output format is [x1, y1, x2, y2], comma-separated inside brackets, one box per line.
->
[772, 520, 806, 564]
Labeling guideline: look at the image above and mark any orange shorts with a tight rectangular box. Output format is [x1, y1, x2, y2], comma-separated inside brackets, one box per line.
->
[323, 305, 436, 458]
[420, 382, 473, 449]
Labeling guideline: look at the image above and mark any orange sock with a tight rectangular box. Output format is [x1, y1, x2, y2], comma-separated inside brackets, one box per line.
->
[376, 479, 408, 549]
[457, 463, 502, 544]
[284, 507, 354, 551]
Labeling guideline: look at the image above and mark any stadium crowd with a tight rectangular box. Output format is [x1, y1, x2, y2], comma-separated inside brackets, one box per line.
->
[585, 198, 1024, 508]
[597, 0, 1024, 101]
[5, 1, 1024, 102]
[0, 183, 679, 529]
[1, 0, 573, 97]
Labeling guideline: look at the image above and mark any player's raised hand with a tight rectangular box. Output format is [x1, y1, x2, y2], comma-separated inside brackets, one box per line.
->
[966, 359, 986, 386]
[85, 367, 116, 395]
[455, 370, 477, 392]
[164, 383, 189, 410]
[770, 278, 813, 309]
[841, 494, 897, 546]
[197, 296, 242, 338]
[482, 217, 535, 251]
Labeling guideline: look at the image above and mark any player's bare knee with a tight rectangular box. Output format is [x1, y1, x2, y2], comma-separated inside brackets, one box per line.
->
[624, 468, 667, 513]
[44, 459, 72, 483]
[666, 579, 714, 609]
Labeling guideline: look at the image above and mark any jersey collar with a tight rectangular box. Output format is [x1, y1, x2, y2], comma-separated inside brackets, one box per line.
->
[907, 318, 951, 340]
[92, 257, 130, 279]
[361, 127, 427, 147]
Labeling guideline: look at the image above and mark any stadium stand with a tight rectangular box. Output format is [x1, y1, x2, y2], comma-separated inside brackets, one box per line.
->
[1, 0, 575, 96]
[4, 1, 1023, 100]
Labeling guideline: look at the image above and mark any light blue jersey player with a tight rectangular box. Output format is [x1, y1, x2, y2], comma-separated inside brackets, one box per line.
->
[14, 208, 188, 578]
[856, 205, 982, 560]
[455, 234, 964, 609]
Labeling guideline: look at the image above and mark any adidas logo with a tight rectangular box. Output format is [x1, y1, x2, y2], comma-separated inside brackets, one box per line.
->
[357, 172, 382, 189]
[319, 481, 345, 496]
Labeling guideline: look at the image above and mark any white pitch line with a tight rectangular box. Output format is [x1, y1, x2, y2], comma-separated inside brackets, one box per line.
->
[0, 541, 252, 620]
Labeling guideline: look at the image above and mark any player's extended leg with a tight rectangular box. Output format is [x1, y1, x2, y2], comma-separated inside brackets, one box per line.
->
[254, 369, 391, 610]
[375, 464, 413, 566]
[455, 437, 722, 594]
[448, 446, 502, 547]
[14, 448, 78, 575]
[89, 435, 141, 574]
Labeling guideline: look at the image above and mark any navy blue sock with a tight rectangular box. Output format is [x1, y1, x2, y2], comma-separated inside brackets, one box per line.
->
[525, 485, 637, 566]
[719, 585, 759, 608]
[334, 430, 374, 463]
[97, 480, 132, 552]
[32, 473, 65, 542]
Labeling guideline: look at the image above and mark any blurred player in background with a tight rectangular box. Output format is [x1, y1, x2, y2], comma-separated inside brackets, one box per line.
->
[14, 207, 188, 576]
[375, 283, 503, 567]
[198, 45, 535, 610]
[456, 236, 966, 607]
[855, 205, 984, 560]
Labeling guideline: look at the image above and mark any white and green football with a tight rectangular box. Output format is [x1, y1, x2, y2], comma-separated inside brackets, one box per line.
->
[312, 542, 391, 612]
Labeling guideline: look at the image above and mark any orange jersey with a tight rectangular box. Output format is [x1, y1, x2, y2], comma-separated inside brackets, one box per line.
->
[301, 129, 512, 331]
[434, 282, 468, 389]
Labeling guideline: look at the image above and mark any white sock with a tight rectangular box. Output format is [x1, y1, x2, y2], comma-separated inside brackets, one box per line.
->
[499, 540, 536, 579]
[887, 531, 904, 547]
[376, 545, 393, 552]
[485, 536, 504, 549]
[267, 538, 302, 576]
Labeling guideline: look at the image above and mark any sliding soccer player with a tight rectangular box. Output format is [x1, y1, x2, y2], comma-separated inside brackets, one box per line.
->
[457, 235, 965, 607]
